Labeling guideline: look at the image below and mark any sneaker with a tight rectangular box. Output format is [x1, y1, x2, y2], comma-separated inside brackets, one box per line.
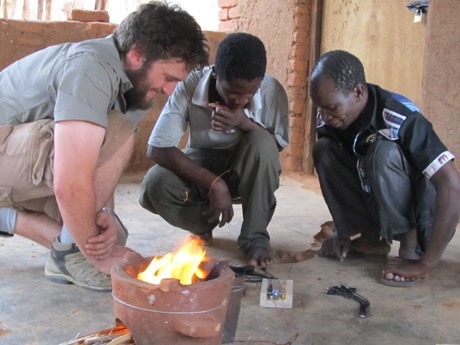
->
[44, 237, 112, 292]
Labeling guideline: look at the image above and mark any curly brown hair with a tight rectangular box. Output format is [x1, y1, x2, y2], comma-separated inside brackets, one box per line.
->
[113, 1, 209, 71]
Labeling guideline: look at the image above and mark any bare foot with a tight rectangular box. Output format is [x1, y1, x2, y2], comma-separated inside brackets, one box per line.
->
[381, 256, 431, 285]
[247, 247, 272, 267]
[189, 232, 213, 246]
[397, 228, 421, 260]
[382, 229, 421, 284]
[381, 270, 417, 283]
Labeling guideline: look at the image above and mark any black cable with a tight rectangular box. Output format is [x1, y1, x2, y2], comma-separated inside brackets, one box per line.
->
[229, 265, 277, 282]
[325, 285, 370, 317]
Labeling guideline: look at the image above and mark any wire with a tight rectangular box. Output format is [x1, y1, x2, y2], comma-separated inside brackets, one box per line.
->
[325, 285, 370, 318]
[229, 265, 277, 283]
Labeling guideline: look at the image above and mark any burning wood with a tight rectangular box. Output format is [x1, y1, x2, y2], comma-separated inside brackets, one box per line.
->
[137, 238, 212, 285]
[58, 325, 133, 345]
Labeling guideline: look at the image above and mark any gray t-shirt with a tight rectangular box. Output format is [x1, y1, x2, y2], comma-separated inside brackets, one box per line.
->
[149, 66, 290, 150]
[0, 35, 145, 127]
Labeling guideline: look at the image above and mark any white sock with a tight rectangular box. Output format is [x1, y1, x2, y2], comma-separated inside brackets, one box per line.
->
[59, 224, 74, 243]
[0, 208, 18, 235]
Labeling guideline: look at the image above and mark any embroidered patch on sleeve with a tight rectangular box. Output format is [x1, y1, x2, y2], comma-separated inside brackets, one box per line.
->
[378, 108, 407, 140]
[316, 112, 325, 128]
[423, 151, 455, 179]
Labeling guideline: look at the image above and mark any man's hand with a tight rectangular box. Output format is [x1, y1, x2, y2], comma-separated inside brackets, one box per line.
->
[320, 233, 351, 262]
[203, 178, 234, 227]
[247, 247, 272, 267]
[84, 210, 118, 259]
[89, 246, 144, 275]
[209, 103, 246, 132]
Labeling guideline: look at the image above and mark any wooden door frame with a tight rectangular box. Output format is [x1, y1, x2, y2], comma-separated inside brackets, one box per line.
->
[302, 0, 323, 174]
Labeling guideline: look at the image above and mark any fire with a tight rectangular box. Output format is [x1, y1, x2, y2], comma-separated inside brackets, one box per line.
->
[137, 238, 209, 285]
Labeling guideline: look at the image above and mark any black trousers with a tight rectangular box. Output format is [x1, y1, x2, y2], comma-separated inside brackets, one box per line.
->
[313, 137, 435, 252]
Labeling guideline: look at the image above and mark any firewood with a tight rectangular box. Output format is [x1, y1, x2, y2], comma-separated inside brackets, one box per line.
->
[58, 325, 130, 345]
[106, 333, 133, 345]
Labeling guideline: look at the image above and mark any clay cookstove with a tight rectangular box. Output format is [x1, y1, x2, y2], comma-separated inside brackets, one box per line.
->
[111, 255, 235, 345]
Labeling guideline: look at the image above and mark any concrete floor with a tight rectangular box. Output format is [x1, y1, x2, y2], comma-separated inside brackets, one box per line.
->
[1, 174, 460, 345]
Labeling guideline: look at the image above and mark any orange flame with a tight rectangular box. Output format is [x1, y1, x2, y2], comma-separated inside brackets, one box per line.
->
[137, 238, 208, 285]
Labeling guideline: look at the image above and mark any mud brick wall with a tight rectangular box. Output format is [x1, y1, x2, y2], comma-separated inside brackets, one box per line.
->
[218, 0, 312, 173]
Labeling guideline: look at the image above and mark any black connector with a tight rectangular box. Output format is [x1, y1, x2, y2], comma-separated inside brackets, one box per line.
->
[229, 265, 277, 283]
[325, 285, 370, 318]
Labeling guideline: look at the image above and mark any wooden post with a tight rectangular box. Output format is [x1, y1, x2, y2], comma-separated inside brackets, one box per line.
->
[303, 0, 323, 174]
[22, 0, 30, 19]
[11, 0, 17, 17]
[2, 0, 8, 18]
[73, 0, 83, 9]
[37, 0, 44, 19]
[45, 0, 52, 20]
[95, 0, 108, 11]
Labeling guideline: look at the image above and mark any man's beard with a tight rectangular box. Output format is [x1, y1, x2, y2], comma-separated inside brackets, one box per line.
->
[124, 65, 154, 111]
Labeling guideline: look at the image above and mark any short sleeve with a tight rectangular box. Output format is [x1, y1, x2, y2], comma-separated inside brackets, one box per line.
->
[399, 113, 452, 175]
[148, 80, 190, 148]
[54, 55, 116, 128]
[257, 77, 290, 148]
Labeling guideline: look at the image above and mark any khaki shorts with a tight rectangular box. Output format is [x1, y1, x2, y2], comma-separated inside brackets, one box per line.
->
[0, 110, 136, 223]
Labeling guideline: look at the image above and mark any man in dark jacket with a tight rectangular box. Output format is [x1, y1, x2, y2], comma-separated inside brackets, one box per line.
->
[310, 50, 460, 286]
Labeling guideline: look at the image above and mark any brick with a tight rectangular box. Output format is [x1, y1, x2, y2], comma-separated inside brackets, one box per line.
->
[8, 19, 43, 33]
[290, 126, 306, 143]
[218, 0, 238, 8]
[290, 44, 308, 60]
[286, 86, 307, 101]
[228, 6, 241, 19]
[68, 9, 110, 23]
[87, 22, 117, 37]
[287, 140, 305, 156]
[282, 156, 303, 172]
[289, 58, 308, 72]
[218, 20, 238, 32]
[218, 8, 229, 21]
[294, 15, 309, 29]
[294, 5, 308, 18]
[287, 71, 306, 87]
[293, 29, 308, 44]
[289, 99, 305, 114]
[17, 35, 43, 47]
[289, 114, 305, 128]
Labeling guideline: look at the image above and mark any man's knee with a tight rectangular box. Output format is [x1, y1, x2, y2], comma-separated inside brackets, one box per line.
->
[313, 137, 341, 170]
[139, 166, 163, 213]
[242, 130, 277, 151]
[139, 165, 182, 214]
[367, 140, 408, 172]
[238, 130, 280, 167]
